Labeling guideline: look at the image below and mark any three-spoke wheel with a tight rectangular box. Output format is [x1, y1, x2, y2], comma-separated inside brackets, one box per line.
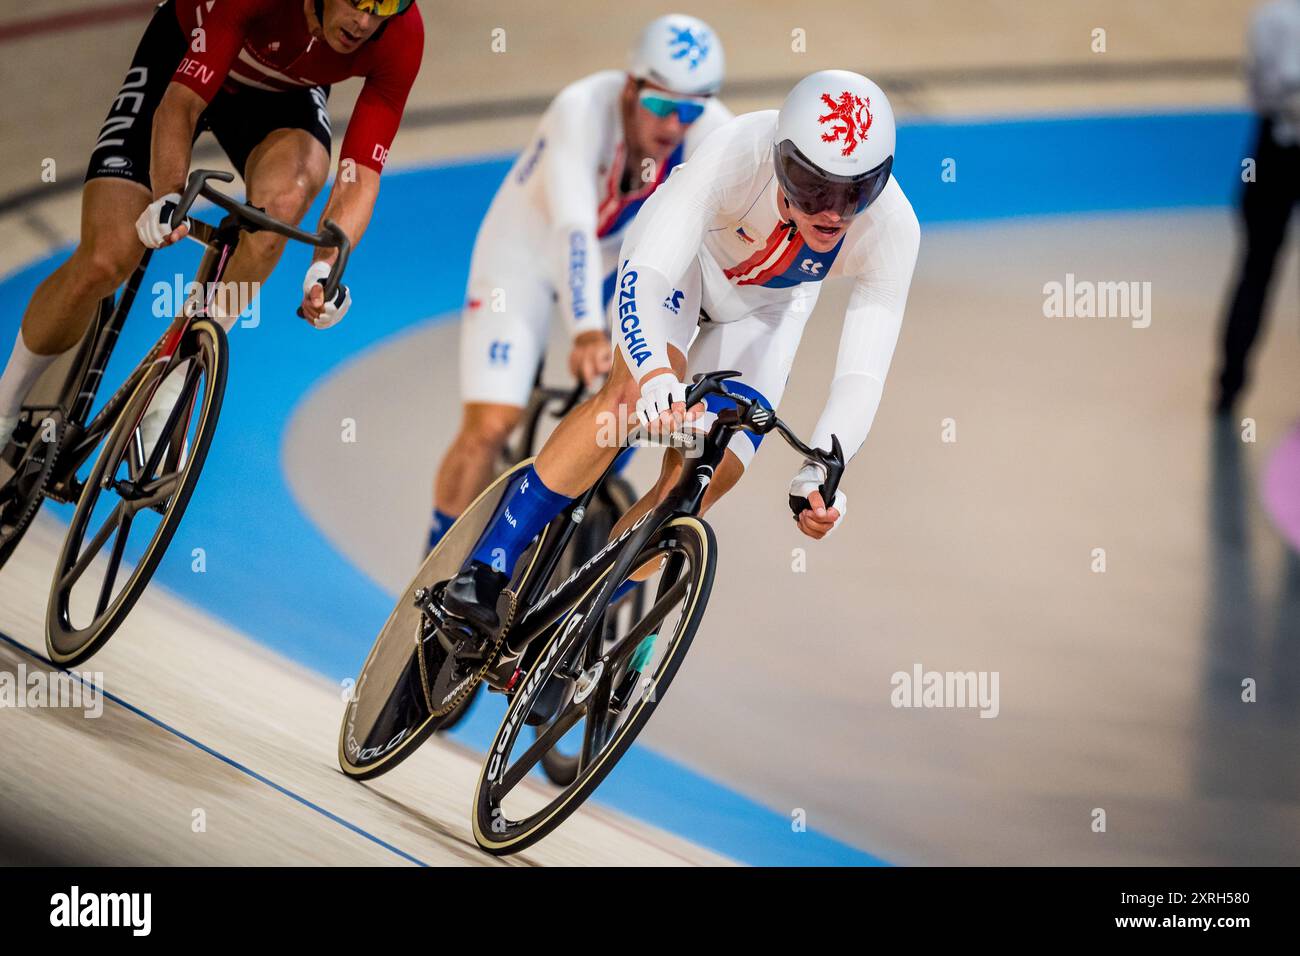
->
[473, 516, 714, 855]
[45, 319, 227, 666]
[533, 473, 642, 787]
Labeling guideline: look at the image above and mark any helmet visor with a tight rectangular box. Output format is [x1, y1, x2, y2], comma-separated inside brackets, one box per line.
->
[774, 139, 893, 217]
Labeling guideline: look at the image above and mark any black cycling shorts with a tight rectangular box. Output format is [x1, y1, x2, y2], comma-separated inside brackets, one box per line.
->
[86, 0, 331, 188]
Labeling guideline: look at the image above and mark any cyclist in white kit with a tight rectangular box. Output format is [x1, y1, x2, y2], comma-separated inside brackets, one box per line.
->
[425, 13, 732, 553]
[441, 69, 922, 636]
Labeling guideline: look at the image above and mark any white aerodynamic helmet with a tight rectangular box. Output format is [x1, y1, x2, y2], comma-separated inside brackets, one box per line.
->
[629, 13, 725, 96]
[774, 70, 896, 217]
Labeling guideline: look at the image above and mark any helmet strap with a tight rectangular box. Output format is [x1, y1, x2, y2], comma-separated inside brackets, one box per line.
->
[778, 190, 796, 223]
[620, 78, 645, 181]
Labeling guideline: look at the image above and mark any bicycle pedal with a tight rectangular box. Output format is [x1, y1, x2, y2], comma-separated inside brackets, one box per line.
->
[485, 650, 523, 693]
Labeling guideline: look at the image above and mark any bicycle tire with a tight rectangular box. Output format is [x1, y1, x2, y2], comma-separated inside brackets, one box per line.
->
[473, 515, 715, 855]
[536, 472, 641, 787]
[45, 319, 227, 665]
[338, 459, 549, 780]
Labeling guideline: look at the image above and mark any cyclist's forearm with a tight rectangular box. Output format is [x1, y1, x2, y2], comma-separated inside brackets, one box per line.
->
[150, 84, 206, 199]
[312, 166, 380, 263]
[613, 262, 673, 385]
[556, 223, 604, 335]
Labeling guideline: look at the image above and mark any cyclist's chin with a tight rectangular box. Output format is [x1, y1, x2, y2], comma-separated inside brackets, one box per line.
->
[638, 136, 682, 168]
[799, 221, 848, 252]
[326, 23, 370, 53]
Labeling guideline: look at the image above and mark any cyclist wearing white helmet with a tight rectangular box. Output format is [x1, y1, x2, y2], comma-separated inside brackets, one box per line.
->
[424, 13, 732, 553]
[441, 70, 921, 635]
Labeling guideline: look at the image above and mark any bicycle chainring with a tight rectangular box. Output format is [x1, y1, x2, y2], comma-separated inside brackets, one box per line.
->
[0, 414, 64, 546]
[418, 589, 518, 718]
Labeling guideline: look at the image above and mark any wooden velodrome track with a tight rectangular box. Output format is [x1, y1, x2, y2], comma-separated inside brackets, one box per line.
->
[2, 1, 1298, 865]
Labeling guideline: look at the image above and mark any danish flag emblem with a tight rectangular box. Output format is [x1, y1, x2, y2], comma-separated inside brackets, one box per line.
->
[817, 91, 874, 157]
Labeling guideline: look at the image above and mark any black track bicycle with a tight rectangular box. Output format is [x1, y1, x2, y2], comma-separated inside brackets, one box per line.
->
[433, 374, 643, 788]
[338, 369, 843, 854]
[0, 169, 348, 666]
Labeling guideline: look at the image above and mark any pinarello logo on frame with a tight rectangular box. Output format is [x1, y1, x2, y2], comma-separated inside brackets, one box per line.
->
[817, 91, 874, 157]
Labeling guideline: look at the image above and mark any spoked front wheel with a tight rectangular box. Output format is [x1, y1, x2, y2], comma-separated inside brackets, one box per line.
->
[46, 319, 227, 665]
[473, 516, 715, 855]
[535, 473, 642, 787]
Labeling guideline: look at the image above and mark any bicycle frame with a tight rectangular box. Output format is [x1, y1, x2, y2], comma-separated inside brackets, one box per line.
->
[496, 386, 772, 660]
[35, 168, 349, 504]
[38, 216, 242, 504]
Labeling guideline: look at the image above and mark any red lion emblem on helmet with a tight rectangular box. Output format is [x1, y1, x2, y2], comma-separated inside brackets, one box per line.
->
[817, 91, 873, 157]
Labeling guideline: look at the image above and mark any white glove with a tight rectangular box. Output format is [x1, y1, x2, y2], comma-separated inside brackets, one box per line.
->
[635, 372, 687, 430]
[789, 460, 848, 535]
[135, 192, 183, 248]
[302, 260, 351, 329]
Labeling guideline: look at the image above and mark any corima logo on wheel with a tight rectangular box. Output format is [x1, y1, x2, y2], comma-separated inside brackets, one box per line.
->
[486, 611, 583, 783]
[617, 269, 652, 368]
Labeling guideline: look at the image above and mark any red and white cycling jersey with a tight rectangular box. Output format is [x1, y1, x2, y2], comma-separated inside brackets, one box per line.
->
[171, 0, 423, 172]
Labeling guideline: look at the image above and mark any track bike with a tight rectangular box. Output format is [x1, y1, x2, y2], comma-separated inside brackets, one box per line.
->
[338, 369, 844, 854]
[433, 374, 643, 788]
[0, 169, 349, 666]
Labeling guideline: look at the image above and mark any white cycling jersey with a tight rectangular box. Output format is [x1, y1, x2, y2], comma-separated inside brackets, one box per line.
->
[459, 70, 731, 406]
[612, 109, 920, 466]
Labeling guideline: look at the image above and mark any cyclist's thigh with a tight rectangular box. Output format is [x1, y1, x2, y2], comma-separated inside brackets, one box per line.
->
[459, 237, 552, 409]
[79, 179, 151, 266]
[240, 130, 331, 224]
[686, 305, 809, 471]
[207, 84, 332, 200]
[85, 0, 187, 193]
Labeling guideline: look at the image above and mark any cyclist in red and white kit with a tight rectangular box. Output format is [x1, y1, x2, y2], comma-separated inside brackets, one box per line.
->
[0, 0, 423, 453]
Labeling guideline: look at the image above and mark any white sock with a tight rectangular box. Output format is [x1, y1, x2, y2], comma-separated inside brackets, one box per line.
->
[0, 330, 64, 421]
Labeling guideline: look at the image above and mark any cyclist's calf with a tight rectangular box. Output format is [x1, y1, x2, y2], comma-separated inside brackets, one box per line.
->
[22, 241, 143, 355]
[459, 403, 521, 454]
[435, 403, 524, 515]
[650, 445, 744, 515]
[616, 446, 744, 581]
